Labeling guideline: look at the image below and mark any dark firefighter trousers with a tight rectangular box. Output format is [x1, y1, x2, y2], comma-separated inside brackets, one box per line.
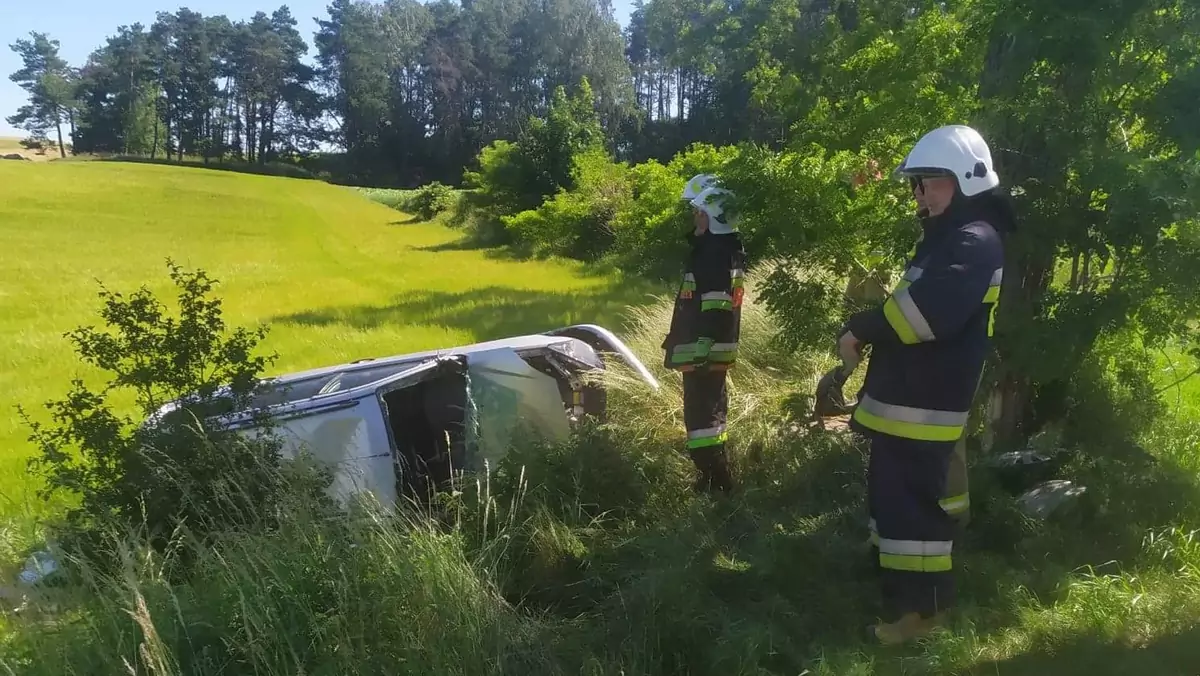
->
[682, 369, 732, 491]
[867, 433, 957, 620]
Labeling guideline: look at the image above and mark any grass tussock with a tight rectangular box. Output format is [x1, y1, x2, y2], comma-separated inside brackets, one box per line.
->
[3, 274, 1200, 676]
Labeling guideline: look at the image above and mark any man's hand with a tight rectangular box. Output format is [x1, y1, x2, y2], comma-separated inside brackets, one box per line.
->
[838, 330, 863, 369]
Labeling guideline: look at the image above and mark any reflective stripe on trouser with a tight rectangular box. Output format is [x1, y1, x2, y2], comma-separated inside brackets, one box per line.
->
[701, 291, 734, 311]
[853, 393, 968, 442]
[941, 435, 970, 524]
[869, 432, 957, 619]
[671, 342, 739, 369]
[682, 369, 732, 491]
[683, 370, 728, 450]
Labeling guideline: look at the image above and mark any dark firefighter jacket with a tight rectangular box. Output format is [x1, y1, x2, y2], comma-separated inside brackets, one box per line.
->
[845, 196, 1008, 443]
[662, 231, 746, 372]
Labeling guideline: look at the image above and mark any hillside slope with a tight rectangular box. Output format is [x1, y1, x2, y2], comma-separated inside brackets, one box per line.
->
[0, 160, 646, 519]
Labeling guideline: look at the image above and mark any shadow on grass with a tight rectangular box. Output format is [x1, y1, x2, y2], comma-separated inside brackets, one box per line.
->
[969, 625, 1200, 675]
[406, 230, 663, 287]
[271, 285, 654, 342]
[414, 237, 502, 254]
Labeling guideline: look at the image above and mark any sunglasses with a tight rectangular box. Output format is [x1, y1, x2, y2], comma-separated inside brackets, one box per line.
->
[908, 173, 951, 194]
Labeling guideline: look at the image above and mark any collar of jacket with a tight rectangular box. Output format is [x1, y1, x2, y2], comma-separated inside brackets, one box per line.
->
[686, 231, 740, 247]
[921, 190, 1016, 238]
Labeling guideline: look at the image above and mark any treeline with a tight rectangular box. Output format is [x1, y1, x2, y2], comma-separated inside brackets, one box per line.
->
[8, 10, 318, 164]
[9, 0, 870, 184]
[8, 0, 636, 183]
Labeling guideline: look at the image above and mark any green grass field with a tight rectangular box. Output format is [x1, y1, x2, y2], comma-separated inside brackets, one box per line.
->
[0, 159, 651, 523]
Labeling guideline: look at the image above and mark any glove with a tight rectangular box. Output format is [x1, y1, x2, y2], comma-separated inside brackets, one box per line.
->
[693, 337, 715, 364]
[838, 330, 863, 370]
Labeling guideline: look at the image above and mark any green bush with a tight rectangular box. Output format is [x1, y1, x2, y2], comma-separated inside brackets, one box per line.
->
[494, 141, 748, 276]
[592, 142, 743, 280]
[609, 159, 691, 279]
[715, 143, 912, 353]
[502, 149, 633, 260]
[462, 139, 528, 239]
[256, 161, 314, 180]
[18, 261, 334, 563]
[461, 79, 608, 241]
[664, 142, 742, 186]
[412, 181, 458, 221]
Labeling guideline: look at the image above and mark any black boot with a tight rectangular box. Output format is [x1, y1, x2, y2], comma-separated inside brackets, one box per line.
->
[690, 446, 734, 494]
[709, 449, 734, 493]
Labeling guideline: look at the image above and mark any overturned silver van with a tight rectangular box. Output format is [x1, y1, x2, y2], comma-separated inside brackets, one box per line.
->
[152, 324, 658, 509]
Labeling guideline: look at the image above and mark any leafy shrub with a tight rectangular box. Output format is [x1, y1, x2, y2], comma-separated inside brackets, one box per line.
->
[1061, 330, 1167, 450]
[664, 142, 742, 185]
[502, 149, 632, 259]
[19, 260, 333, 561]
[462, 139, 528, 237]
[609, 159, 691, 279]
[19, 135, 47, 151]
[462, 79, 607, 237]
[411, 181, 457, 221]
[517, 78, 606, 204]
[717, 143, 912, 352]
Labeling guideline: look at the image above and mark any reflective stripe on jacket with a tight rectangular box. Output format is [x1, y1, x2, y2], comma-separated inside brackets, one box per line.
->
[662, 232, 746, 372]
[846, 207, 1004, 442]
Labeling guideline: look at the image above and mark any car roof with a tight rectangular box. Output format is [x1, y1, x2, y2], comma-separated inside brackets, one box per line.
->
[230, 332, 582, 412]
[272, 332, 575, 385]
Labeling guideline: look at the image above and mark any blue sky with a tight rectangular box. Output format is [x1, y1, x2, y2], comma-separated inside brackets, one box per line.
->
[1, 0, 635, 138]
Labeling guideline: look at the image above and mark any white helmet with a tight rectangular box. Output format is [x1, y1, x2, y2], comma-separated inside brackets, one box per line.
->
[895, 125, 999, 197]
[682, 173, 718, 201]
[690, 186, 737, 234]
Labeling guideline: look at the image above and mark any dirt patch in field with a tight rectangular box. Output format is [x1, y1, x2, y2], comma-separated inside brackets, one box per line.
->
[0, 137, 67, 162]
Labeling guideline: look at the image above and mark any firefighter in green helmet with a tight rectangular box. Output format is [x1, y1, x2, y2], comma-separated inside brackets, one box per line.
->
[662, 174, 747, 493]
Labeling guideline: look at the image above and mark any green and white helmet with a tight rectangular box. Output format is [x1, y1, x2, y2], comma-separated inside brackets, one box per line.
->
[682, 173, 718, 201]
[690, 186, 738, 234]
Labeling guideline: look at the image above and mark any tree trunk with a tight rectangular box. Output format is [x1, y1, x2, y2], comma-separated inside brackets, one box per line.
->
[657, 69, 664, 121]
[975, 23, 1039, 451]
[246, 98, 258, 164]
[55, 113, 66, 159]
[151, 112, 160, 159]
[677, 68, 684, 122]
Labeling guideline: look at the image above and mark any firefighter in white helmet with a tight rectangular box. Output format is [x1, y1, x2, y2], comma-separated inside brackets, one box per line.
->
[838, 125, 1014, 644]
[681, 173, 718, 202]
[662, 176, 747, 493]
